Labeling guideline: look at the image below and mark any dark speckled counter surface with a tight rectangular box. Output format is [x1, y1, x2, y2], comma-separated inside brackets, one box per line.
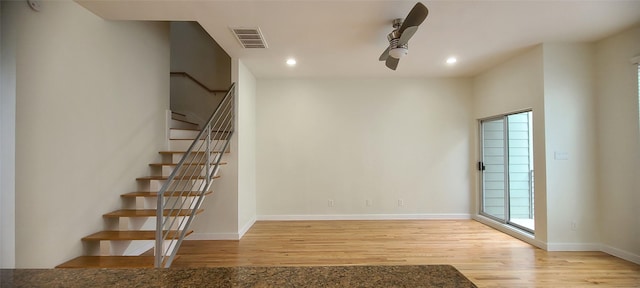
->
[1, 265, 477, 288]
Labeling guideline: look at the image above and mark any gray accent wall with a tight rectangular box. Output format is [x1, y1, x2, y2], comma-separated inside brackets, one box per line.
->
[170, 22, 231, 124]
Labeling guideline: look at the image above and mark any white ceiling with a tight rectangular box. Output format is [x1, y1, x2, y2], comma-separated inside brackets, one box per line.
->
[77, 0, 640, 78]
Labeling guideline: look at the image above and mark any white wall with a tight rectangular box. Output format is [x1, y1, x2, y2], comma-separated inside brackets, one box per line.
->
[542, 43, 600, 249]
[188, 63, 239, 240]
[6, 1, 169, 268]
[472, 46, 548, 245]
[0, 1, 17, 268]
[236, 60, 257, 235]
[256, 78, 472, 219]
[594, 25, 640, 262]
[189, 59, 256, 239]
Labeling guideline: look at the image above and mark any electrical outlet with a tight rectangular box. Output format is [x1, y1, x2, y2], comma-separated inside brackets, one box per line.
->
[328, 199, 334, 207]
[398, 199, 404, 207]
[571, 221, 577, 231]
[366, 199, 372, 207]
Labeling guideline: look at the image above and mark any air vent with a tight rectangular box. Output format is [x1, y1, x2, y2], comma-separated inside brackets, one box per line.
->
[231, 27, 268, 49]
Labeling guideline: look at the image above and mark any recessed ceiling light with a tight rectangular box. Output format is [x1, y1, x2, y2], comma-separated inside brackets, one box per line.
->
[446, 57, 457, 64]
[286, 58, 297, 66]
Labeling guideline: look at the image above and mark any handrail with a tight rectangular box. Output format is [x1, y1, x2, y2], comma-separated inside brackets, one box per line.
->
[170, 71, 229, 94]
[155, 82, 236, 268]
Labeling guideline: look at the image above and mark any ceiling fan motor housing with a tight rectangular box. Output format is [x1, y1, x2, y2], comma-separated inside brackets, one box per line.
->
[387, 29, 408, 59]
[387, 18, 409, 59]
[389, 39, 408, 59]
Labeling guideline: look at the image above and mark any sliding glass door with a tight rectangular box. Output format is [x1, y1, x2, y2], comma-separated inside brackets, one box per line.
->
[479, 111, 534, 233]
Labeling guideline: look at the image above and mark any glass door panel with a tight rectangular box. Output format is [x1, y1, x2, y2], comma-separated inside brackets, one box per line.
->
[507, 112, 534, 231]
[480, 111, 534, 233]
[481, 118, 506, 221]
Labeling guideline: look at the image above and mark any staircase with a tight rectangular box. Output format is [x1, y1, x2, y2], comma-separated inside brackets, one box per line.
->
[57, 84, 235, 268]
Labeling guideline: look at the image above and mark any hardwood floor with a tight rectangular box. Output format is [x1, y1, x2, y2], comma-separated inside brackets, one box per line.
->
[172, 220, 640, 287]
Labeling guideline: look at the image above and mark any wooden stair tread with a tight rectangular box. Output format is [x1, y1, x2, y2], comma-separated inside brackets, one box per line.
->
[170, 127, 200, 131]
[170, 137, 229, 140]
[56, 256, 155, 268]
[159, 150, 229, 154]
[82, 230, 192, 241]
[136, 175, 220, 181]
[171, 111, 187, 117]
[149, 162, 227, 167]
[170, 128, 231, 132]
[121, 191, 213, 198]
[104, 209, 204, 218]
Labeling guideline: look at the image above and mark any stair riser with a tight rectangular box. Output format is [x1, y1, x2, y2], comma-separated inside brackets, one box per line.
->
[92, 236, 187, 256]
[101, 240, 155, 256]
[154, 165, 212, 177]
[170, 119, 199, 130]
[104, 216, 156, 231]
[162, 152, 223, 165]
[116, 197, 157, 211]
[171, 112, 189, 122]
[169, 139, 230, 151]
[92, 217, 158, 256]
[145, 179, 209, 192]
[169, 130, 230, 141]
[170, 129, 200, 139]
[164, 197, 204, 211]
[127, 195, 204, 210]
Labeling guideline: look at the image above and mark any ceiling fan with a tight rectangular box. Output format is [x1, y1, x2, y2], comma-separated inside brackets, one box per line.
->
[378, 2, 429, 71]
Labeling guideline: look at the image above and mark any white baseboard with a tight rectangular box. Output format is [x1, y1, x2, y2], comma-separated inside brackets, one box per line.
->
[546, 242, 600, 252]
[257, 213, 471, 221]
[239, 217, 256, 238]
[187, 217, 257, 241]
[601, 244, 640, 265]
[186, 233, 240, 240]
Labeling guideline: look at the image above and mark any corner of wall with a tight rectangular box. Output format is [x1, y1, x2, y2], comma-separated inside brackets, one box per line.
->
[0, 0, 17, 268]
[235, 59, 257, 237]
[600, 244, 640, 265]
[593, 24, 640, 261]
[238, 216, 256, 238]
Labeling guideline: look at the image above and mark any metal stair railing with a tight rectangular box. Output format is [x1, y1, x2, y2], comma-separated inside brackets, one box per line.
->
[155, 83, 235, 268]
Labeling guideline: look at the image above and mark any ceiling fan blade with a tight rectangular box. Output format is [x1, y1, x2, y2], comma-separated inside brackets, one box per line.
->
[379, 46, 390, 61]
[385, 57, 399, 70]
[398, 26, 418, 46]
[399, 2, 428, 34]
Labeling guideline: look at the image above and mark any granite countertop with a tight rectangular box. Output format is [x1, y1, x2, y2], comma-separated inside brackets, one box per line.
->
[0, 265, 477, 288]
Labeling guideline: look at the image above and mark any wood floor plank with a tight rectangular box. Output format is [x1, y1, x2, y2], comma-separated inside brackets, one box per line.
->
[172, 220, 640, 287]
